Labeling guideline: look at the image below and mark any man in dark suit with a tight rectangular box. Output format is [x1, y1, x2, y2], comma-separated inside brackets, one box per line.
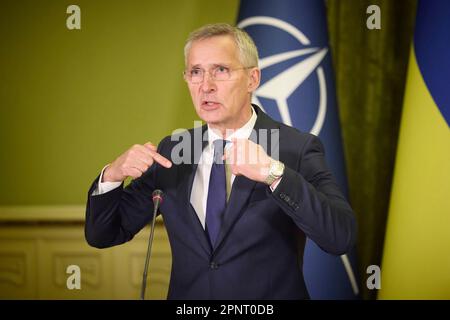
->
[85, 23, 357, 299]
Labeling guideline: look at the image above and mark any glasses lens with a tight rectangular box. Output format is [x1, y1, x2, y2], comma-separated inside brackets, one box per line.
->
[214, 67, 230, 81]
[189, 69, 203, 83]
[185, 66, 242, 83]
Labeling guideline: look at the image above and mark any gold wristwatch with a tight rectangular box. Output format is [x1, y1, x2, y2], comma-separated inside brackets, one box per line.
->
[265, 160, 285, 185]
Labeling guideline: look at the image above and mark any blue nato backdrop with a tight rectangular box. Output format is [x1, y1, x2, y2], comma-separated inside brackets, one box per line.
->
[237, 0, 360, 299]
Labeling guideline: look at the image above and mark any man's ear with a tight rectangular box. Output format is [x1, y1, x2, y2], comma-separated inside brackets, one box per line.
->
[247, 68, 261, 93]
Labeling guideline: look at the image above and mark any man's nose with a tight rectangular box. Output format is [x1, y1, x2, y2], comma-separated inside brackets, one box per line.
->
[200, 72, 216, 93]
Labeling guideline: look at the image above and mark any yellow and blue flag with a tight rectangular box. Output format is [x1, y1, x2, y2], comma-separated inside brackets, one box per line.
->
[379, 0, 450, 299]
[237, 0, 359, 299]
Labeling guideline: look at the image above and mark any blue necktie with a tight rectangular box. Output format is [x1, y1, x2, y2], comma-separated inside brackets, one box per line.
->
[205, 139, 229, 247]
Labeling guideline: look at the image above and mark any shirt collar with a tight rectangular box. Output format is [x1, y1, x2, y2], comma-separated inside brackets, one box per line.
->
[207, 106, 257, 146]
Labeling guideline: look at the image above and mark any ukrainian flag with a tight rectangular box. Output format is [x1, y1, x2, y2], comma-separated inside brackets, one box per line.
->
[379, 0, 450, 299]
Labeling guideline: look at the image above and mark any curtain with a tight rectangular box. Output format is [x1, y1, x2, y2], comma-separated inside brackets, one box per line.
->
[326, 0, 417, 299]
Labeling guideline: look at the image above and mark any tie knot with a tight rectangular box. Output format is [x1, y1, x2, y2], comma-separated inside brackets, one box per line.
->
[212, 139, 229, 164]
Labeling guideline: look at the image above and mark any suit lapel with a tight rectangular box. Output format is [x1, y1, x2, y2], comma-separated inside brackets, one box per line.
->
[176, 125, 211, 255]
[213, 175, 257, 251]
[213, 105, 280, 252]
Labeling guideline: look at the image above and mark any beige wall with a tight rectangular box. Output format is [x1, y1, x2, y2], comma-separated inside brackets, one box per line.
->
[0, 0, 239, 205]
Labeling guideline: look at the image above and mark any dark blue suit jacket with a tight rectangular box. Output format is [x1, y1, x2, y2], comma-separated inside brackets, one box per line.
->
[85, 106, 357, 299]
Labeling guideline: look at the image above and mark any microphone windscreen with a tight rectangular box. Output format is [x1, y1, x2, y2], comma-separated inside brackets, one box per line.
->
[152, 189, 164, 203]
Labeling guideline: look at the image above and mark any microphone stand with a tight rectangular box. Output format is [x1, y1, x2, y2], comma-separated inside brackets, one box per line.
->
[140, 190, 163, 300]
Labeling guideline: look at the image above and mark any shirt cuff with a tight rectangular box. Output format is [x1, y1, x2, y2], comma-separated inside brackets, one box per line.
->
[269, 177, 282, 192]
[92, 164, 122, 196]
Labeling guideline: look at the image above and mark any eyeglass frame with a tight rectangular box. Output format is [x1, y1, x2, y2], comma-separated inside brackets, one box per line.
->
[183, 65, 256, 84]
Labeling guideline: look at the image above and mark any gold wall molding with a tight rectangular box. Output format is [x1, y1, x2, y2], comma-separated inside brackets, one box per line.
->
[0, 205, 165, 225]
[0, 206, 171, 299]
[0, 205, 86, 222]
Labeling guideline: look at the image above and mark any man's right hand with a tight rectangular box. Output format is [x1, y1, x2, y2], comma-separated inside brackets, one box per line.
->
[102, 142, 172, 183]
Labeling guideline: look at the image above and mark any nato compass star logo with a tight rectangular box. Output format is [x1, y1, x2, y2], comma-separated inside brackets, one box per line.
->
[238, 16, 328, 135]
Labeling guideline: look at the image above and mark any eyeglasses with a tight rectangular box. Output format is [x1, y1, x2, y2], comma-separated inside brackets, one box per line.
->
[183, 65, 255, 84]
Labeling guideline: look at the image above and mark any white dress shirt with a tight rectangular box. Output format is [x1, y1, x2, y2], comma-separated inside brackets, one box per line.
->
[190, 107, 257, 229]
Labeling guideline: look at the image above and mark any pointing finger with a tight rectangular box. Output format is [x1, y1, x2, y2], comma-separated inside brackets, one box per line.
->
[149, 150, 172, 168]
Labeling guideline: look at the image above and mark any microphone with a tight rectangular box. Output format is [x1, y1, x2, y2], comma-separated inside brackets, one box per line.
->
[140, 189, 164, 300]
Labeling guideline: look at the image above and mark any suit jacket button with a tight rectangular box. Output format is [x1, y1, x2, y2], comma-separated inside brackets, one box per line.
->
[284, 196, 290, 202]
[210, 262, 219, 270]
[280, 193, 285, 199]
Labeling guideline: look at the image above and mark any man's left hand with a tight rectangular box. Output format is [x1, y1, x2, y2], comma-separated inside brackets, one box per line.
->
[224, 138, 272, 184]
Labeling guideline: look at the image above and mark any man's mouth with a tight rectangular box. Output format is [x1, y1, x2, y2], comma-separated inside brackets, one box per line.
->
[201, 100, 221, 109]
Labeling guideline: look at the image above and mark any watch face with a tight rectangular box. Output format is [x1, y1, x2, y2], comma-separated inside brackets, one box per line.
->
[272, 162, 284, 176]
